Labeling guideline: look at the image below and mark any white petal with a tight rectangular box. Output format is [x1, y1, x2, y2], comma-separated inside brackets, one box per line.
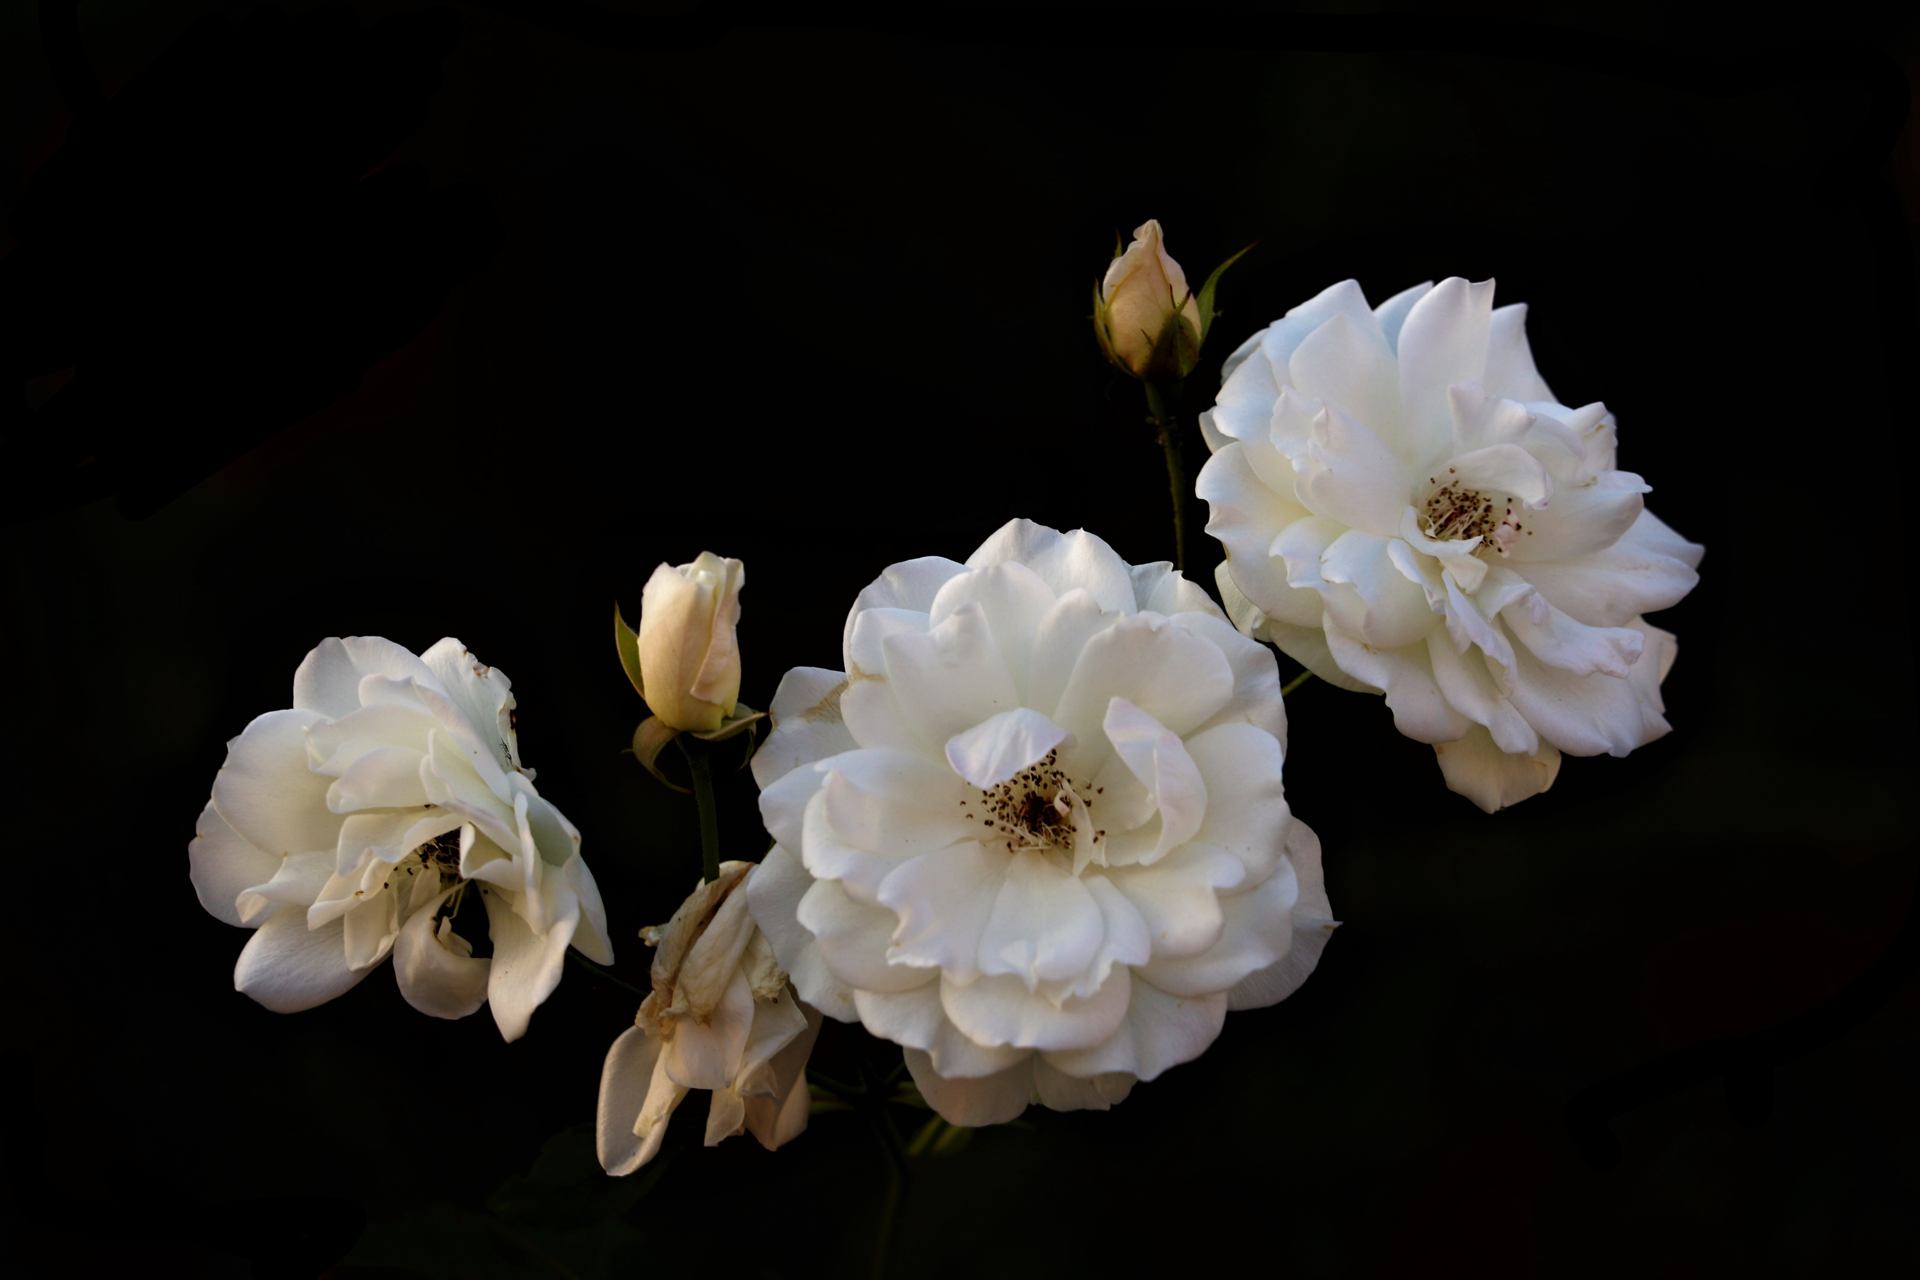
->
[1508, 471, 1649, 562]
[1227, 820, 1337, 1010]
[876, 841, 1004, 982]
[752, 667, 856, 788]
[940, 967, 1133, 1052]
[852, 983, 1026, 1078]
[1139, 860, 1299, 997]
[1504, 634, 1671, 758]
[1323, 624, 1473, 743]
[234, 906, 369, 1013]
[1175, 610, 1288, 742]
[1445, 443, 1553, 508]
[212, 709, 340, 857]
[393, 888, 490, 1019]
[1128, 562, 1220, 619]
[483, 886, 576, 1042]
[1030, 1058, 1136, 1112]
[419, 638, 520, 772]
[1104, 844, 1241, 958]
[1054, 614, 1234, 744]
[1042, 980, 1227, 1082]
[1299, 405, 1415, 536]
[1396, 277, 1496, 463]
[904, 1048, 1033, 1127]
[803, 751, 969, 901]
[1196, 445, 1324, 631]
[1517, 509, 1702, 626]
[597, 1026, 662, 1175]
[190, 800, 283, 927]
[944, 708, 1068, 789]
[881, 603, 1021, 745]
[796, 877, 927, 993]
[977, 850, 1105, 990]
[1319, 529, 1438, 650]
[1286, 311, 1402, 453]
[1101, 698, 1207, 862]
[843, 556, 967, 669]
[745, 845, 856, 1022]
[1183, 723, 1288, 881]
[1425, 629, 1537, 755]
[1373, 281, 1434, 351]
[1483, 302, 1555, 402]
[292, 636, 435, 719]
[663, 967, 755, 1090]
[1434, 725, 1563, 812]
[1023, 589, 1112, 720]
[965, 520, 1136, 613]
[928, 562, 1059, 700]
[742, 1003, 822, 1151]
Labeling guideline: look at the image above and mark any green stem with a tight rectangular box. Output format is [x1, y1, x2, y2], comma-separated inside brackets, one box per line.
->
[1281, 670, 1315, 696]
[1144, 380, 1187, 572]
[682, 738, 722, 884]
[567, 950, 646, 1000]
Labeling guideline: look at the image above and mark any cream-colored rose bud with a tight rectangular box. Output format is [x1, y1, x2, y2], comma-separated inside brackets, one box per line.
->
[638, 552, 744, 733]
[1095, 219, 1203, 380]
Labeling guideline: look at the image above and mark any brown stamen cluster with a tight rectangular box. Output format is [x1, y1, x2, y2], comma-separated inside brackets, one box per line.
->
[959, 748, 1106, 855]
[416, 830, 464, 882]
[1421, 466, 1531, 556]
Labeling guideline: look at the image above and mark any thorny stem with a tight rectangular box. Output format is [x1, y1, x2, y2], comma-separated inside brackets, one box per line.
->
[681, 738, 722, 884]
[1143, 379, 1188, 572]
[1282, 670, 1315, 697]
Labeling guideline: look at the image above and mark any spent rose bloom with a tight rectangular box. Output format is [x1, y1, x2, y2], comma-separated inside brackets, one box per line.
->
[1094, 219, 1203, 380]
[188, 636, 612, 1038]
[597, 861, 820, 1175]
[746, 519, 1335, 1126]
[1196, 278, 1704, 811]
[638, 552, 745, 733]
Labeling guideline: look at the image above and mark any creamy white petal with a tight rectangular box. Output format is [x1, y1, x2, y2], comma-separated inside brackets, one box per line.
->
[852, 983, 1026, 1078]
[881, 603, 1022, 745]
[234, 907, 368, 1013]
[928, 561, 1058, 700]
[190, 801, 284, 927]
[212, 709, 340, 857]
[843, 556, 967, 667]
[1042, 980, 1227, 1082]
[482, 885, 575, 1042]
[419, 637, 520, 772]
[796, 877, 928, 993]
[1055, 614, 1234, 743]
[941, 967, 1132, 1052]
[393, 888, 490, 1019]
[744, 845, 855, 1021]
[876, 842, 1004, 982]
[1031, 1059, 1136, 1112]
[753, 666, 856, 788]
[1228, 821, 1337, 1010]
[662, 967, 755, 1091]
[945, 708, 1069, 790]
[1434, 725, 1563, 812]
[1483, 303, 1555, 402]
[1396, 277, 1496, 463]
[292, 636, 436, 719]
[904, 1048, 1033, 1127]
[965, 519, 1136, 613]
[977, 850, 1105, 989]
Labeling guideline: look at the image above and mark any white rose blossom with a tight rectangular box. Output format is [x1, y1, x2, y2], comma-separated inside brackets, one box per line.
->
[1196, 278, 1704, 811]
[597, 861, 820, 1175]
[188, 636, 613, 1039]
[745, 519, 1335, 1126]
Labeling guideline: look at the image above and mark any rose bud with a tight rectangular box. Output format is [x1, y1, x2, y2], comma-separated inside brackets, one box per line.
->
[638, 552, 744, 733]
[1094, 219, 1204, 381]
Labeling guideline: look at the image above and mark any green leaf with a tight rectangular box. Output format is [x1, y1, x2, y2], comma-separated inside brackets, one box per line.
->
[613, 603, 645, 700]
[1196, 240, 1257, 341]
[689, 703, 766, 743]
[631, 716, 689, 793]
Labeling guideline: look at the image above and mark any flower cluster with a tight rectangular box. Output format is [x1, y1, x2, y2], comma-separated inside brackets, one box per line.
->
[188, 228, 1700, 1190]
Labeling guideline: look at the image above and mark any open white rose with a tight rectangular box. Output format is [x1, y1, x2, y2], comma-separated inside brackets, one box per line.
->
[598, 861, 820, 1175]
[746, 519, 1334, 1126]
[1196, 278, 1704, 811]
[638, 552, 744, 733]
[188, 636, 612, 1039]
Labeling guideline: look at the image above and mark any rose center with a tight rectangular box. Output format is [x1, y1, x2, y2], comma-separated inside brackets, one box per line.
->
[1421, 467, 1526, 556]
[963, 747, 1105, 857]
[415, 830, 464, 883]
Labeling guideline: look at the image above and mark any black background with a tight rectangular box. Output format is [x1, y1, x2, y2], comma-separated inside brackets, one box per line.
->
[8, 3, 1917, 1275]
